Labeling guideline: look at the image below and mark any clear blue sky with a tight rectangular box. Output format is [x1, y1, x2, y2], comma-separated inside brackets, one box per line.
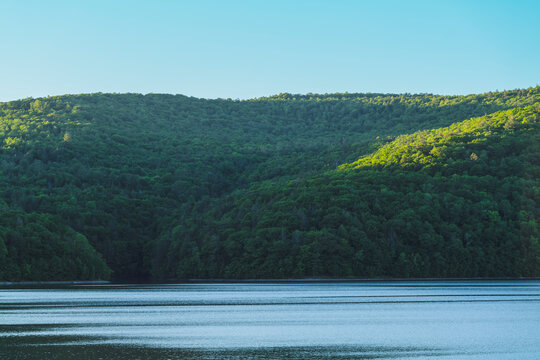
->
[1, 0, 539, 101]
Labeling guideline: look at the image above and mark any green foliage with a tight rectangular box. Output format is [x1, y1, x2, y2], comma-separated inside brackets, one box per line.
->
[340, 105, 539, 172]
[0, 88, 538, 280]
[158, 102, 539, 279]
[0, 211, 111, 281]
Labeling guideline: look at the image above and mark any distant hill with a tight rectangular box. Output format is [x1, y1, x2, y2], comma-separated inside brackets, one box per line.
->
[0, 88, 538, 281]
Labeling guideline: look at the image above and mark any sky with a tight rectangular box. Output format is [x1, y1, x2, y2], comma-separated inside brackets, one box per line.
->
[0, 0, 539, 101]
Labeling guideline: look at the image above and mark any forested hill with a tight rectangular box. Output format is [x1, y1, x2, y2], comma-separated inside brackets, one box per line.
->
[0, 88, 538, 281]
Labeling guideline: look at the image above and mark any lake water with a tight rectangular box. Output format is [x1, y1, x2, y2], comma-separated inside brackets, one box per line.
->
[1, 281, 539, 359]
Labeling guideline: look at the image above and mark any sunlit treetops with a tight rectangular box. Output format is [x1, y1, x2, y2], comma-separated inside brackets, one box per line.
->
[340, 104, 539, 171]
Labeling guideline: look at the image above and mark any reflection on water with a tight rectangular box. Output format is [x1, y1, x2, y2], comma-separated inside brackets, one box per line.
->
[1, 281, 539, 359]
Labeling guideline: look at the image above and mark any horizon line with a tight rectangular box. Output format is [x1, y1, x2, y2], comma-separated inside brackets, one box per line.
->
[1, 85, 539, 104]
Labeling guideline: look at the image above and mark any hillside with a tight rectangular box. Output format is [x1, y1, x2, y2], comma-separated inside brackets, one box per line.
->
[0, 89, 538, 281]
[158, 104, 538, 279]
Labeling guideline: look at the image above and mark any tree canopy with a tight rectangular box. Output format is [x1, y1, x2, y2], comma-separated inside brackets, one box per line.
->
[0, 88, 538, 280]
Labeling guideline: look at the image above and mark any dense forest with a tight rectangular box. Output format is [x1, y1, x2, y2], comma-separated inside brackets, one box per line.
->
[0, 88, 538, 281]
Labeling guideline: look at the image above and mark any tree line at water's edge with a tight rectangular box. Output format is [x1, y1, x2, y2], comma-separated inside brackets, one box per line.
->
[0, 88, 538, 281]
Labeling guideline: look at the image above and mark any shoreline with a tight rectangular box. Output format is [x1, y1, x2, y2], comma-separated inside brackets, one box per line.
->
[179, 277, 540, 283]
[1, 277, 539, 287]
[0, 280, 111, 286]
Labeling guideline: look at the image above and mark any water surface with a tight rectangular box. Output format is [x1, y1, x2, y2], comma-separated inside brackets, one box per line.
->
[1, 281, 539, 359]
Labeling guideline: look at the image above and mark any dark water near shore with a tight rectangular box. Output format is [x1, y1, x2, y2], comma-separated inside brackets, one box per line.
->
[1, 281, 539, 359]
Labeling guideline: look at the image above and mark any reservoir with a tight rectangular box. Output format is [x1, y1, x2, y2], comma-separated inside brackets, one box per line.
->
[1, 281, 539, 359]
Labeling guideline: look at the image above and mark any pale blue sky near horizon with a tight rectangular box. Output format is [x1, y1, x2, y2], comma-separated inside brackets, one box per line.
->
[0, 0, 539, 102]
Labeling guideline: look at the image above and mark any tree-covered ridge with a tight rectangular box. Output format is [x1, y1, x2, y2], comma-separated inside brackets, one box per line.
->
[341, 104, 539, 171]
[155, 104, 539, 279]
[0, 88, 538, 281]
[256, 88, 538, 106]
